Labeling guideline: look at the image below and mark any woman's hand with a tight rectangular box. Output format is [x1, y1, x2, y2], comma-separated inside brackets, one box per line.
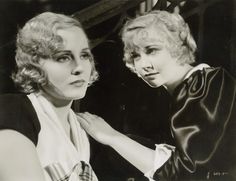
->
[77, 112, 157, 174]
[77, 112, 118, 146]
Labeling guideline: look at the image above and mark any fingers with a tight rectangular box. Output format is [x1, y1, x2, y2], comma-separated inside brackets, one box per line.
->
[76, 113, 90, 129]
[77, 112, 105, 128]
[84, 112, 100, 120]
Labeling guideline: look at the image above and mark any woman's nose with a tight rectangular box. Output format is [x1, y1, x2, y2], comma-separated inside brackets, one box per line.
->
[140, 56, 153, 70]
[71, 58, 83, 75]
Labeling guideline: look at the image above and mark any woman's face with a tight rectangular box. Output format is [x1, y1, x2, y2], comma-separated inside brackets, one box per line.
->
[39, 26, 92, 101]
[128, 27, 179, 88]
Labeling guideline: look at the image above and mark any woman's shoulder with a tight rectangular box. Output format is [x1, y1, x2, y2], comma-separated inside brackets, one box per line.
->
[189, 66, 235, 92]
[0, 93, 29, 104]
[188, 65, 235, 82]
[0, 93, 36, 117]
[0, 93, 41, 145]
[174, 66, 235, 99]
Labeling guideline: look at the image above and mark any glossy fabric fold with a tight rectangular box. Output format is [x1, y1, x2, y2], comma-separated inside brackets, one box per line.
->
[154, 67, 236, 180]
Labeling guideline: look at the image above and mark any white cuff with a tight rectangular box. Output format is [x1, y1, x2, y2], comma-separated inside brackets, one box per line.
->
[144, 144, 175, 181]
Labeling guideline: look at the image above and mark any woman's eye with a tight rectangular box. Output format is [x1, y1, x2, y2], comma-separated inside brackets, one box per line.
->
[130, 52, 140, 61]
[56, 54, 72, 63]
[146, 48, 158, 55]
[80, 52, 92, 60]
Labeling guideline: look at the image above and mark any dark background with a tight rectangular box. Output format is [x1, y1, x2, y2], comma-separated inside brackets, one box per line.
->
[0, 0, 235, 180]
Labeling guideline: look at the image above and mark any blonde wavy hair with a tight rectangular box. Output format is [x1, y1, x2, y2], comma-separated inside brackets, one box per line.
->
[12, 12, 99, 93]
[121, 10, 197, 73]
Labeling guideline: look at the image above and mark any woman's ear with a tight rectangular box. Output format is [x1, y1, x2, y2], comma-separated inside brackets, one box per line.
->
[88, 67, 99, 87]
[179, 31, 187, 43]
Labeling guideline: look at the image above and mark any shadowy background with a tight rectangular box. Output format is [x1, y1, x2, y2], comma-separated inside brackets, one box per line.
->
[0, 0, 235, 180]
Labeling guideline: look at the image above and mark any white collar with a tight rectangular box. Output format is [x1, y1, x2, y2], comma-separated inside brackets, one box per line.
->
[184, 63, 210, 80]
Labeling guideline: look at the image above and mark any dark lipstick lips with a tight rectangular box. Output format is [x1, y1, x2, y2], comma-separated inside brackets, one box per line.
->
[145, 72, 159, 76]
[70, 80, 85, 85]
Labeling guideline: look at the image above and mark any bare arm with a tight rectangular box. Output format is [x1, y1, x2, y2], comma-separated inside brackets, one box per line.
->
[0, 130, 46, 181]
[77, 112, 155, 173]
[108, 130, 156, 173]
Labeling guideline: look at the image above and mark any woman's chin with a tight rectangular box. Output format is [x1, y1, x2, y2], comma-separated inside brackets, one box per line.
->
[61, 92, 86, 101]
[144, 80, 161, 88]
[148, 84, 160, 88]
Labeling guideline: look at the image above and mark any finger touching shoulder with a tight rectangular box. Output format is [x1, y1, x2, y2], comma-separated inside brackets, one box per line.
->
[0, 129, 45, 181]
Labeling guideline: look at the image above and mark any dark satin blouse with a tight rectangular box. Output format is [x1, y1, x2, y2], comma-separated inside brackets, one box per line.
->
[154, 67, 236, 180]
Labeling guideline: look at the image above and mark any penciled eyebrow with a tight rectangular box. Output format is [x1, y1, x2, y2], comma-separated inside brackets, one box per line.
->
[81, 48, 91, 52]
[53, 50, 72, 56]
[53, 47, 90, 55]
[145, 44, 162, 48]
[127, 26, 145, 32]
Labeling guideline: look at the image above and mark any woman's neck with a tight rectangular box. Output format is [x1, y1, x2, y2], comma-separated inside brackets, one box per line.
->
[52, 103, 72, 124]
[165, 64, 193, 95]
[38, 91, 79, 140]
[40, 92, 73, 125]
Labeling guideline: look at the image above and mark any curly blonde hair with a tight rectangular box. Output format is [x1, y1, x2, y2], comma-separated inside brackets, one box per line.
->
[121, 10, 197, 73]
[12, 12, 98, 93]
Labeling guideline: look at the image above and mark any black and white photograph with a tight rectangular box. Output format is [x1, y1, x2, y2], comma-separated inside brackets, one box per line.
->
[0, 0, 235, 180]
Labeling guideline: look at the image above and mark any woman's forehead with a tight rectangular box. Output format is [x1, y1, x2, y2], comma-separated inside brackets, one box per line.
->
[57, 27, 88, 48]
[125, 27, 165, 49]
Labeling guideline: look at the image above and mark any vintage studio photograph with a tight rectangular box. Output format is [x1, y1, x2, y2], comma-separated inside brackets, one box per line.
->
[0, 0, 235, 180]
